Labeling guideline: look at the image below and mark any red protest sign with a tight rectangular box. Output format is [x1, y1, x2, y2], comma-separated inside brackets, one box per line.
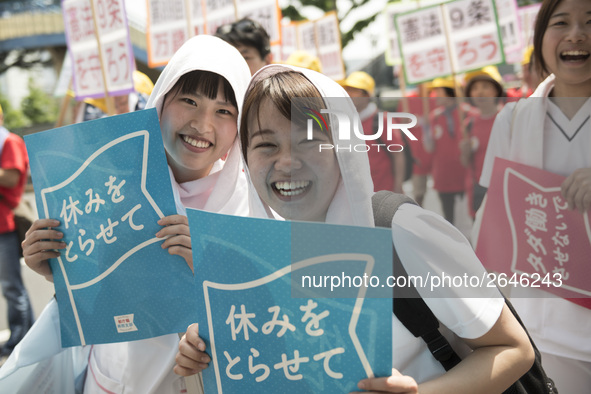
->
[475, 158, 591, 309]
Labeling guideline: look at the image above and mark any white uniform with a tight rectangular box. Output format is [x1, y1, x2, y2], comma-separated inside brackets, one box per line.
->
[83, 35, 251, 394]
[480, 74, 591, 391]
[0, 35, 251, 394]
[244, 64, 504, 384]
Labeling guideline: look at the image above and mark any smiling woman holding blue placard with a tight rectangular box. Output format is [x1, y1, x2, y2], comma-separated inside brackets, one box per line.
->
[13, 35, 252, 394]
[176, 64, 535, 393]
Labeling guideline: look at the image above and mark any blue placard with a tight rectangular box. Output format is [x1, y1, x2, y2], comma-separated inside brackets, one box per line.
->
[25, 109, 197, 347]
[188, 209, 393, 393]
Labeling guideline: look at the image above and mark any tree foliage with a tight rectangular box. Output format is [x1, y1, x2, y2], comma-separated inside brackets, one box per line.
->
[20, 77, 58, 125]
[281, 0, 379, 49]
[0, 94, 30, 131]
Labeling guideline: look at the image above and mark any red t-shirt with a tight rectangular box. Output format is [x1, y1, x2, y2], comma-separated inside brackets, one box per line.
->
[464, 113, 497, 217]
[429, 106, 466, 193]
[362, 111, 403, 192]
[0, 133, 29, 234]
[397, 97, 433, 175]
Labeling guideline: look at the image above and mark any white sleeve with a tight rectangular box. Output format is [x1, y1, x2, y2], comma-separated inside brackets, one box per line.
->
[391, 204, 504, 339]
[479, 102, 516, 188]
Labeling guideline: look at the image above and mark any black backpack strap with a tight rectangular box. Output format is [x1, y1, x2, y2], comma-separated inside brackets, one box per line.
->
[372, 190, 462, 371]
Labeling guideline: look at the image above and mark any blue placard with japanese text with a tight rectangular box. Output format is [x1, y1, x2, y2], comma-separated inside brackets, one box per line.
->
[25, 109, 197, 347]
[188, 209, 393, 393]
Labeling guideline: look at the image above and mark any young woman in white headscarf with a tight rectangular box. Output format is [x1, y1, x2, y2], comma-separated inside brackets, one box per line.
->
[175, 64, 534, 393]
[477, 0, 591, 390]
[16, 35, 251, 394]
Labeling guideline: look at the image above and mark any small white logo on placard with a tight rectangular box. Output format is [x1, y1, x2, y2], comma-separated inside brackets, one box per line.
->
[114, 314, 138, 333]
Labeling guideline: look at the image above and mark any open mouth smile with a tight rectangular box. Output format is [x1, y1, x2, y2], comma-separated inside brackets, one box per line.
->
[272, 180, 311, 197]
[560, 50, 590, 62]
[181, 134, 212, 149]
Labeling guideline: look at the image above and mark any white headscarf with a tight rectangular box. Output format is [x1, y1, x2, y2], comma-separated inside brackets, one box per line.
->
[146, 35, 252, 215]
[242, 64, 375, 227]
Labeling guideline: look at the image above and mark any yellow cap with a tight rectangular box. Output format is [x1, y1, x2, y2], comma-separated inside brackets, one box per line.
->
[427, 77, 456, 90]
[83, 97, 108, 113]
[464, 66, 504, 97]
[284, 51, 323, 73]
[522, 45, 534, 65]
[133, 70, 154, 96]
[464, 65, 502, 85]
[338, 71, 375, 96]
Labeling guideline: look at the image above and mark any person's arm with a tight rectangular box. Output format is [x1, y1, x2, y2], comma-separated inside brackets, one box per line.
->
[353, 304, 534, 394]
[561, 167, 591, 213]
[418, 303, 534, 393]
[353, 203, 534, 393]
[0, 136, 27, 189]
[0, 168, 20, 188]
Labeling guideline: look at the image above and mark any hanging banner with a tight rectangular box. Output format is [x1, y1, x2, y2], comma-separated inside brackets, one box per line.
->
[475, 158, 591, 309]
[280, 22, 298, 62]
[188, 0, 207, 37]
[62, 0, 134, 99]
[397, 0, 504, 85]
[146, 0, 189, 67]
[235, 0, 282, 45]
[24, 109, 197, 346]
[396, 4, 452, 84]
[495, 0, 522, 63]
[146, 0, 282, 66]
[518, 2, 541, 48]
[204, 0, 236, 34]
[296, 19, 319, 58]
[384, 0, 443, 66]
[188, 209, 393, 393]
[315, 12, 345, 81]
[444, 0, 504, 73]
[280, 13, 345, 80]
[385, 0, 419, 66]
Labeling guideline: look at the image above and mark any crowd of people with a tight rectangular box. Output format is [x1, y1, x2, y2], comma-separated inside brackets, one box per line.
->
[0, 0, 590, 392]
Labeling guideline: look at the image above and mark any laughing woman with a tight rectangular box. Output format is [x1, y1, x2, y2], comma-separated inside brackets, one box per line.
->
[176, 64, 534, 393]
[479, 0, 591, 390]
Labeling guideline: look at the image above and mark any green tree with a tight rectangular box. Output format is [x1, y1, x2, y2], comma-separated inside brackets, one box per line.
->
[20, 77, 58, 125]
[0, 94, 30, 131]
[282, 0, 379, 49]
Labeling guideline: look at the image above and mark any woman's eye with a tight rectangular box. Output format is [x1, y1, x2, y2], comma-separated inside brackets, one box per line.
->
[252, 141, 277, 149]
[218, 108, 234, 115]
[182, 98, 197, 106]
[305, 134, 330, 143]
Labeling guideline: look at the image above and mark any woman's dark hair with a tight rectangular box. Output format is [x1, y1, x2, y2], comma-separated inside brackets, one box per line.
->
[239, 70, 327, 162]
[443, 87, 456, 98]
[165, 70, 237, 109]
[533, 0, 563, 75]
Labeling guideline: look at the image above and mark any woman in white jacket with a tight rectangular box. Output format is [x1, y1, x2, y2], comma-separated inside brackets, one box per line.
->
[479, 0, 591, 391]
[176, 64, 534, 393]
[13, 35, 251, 394]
